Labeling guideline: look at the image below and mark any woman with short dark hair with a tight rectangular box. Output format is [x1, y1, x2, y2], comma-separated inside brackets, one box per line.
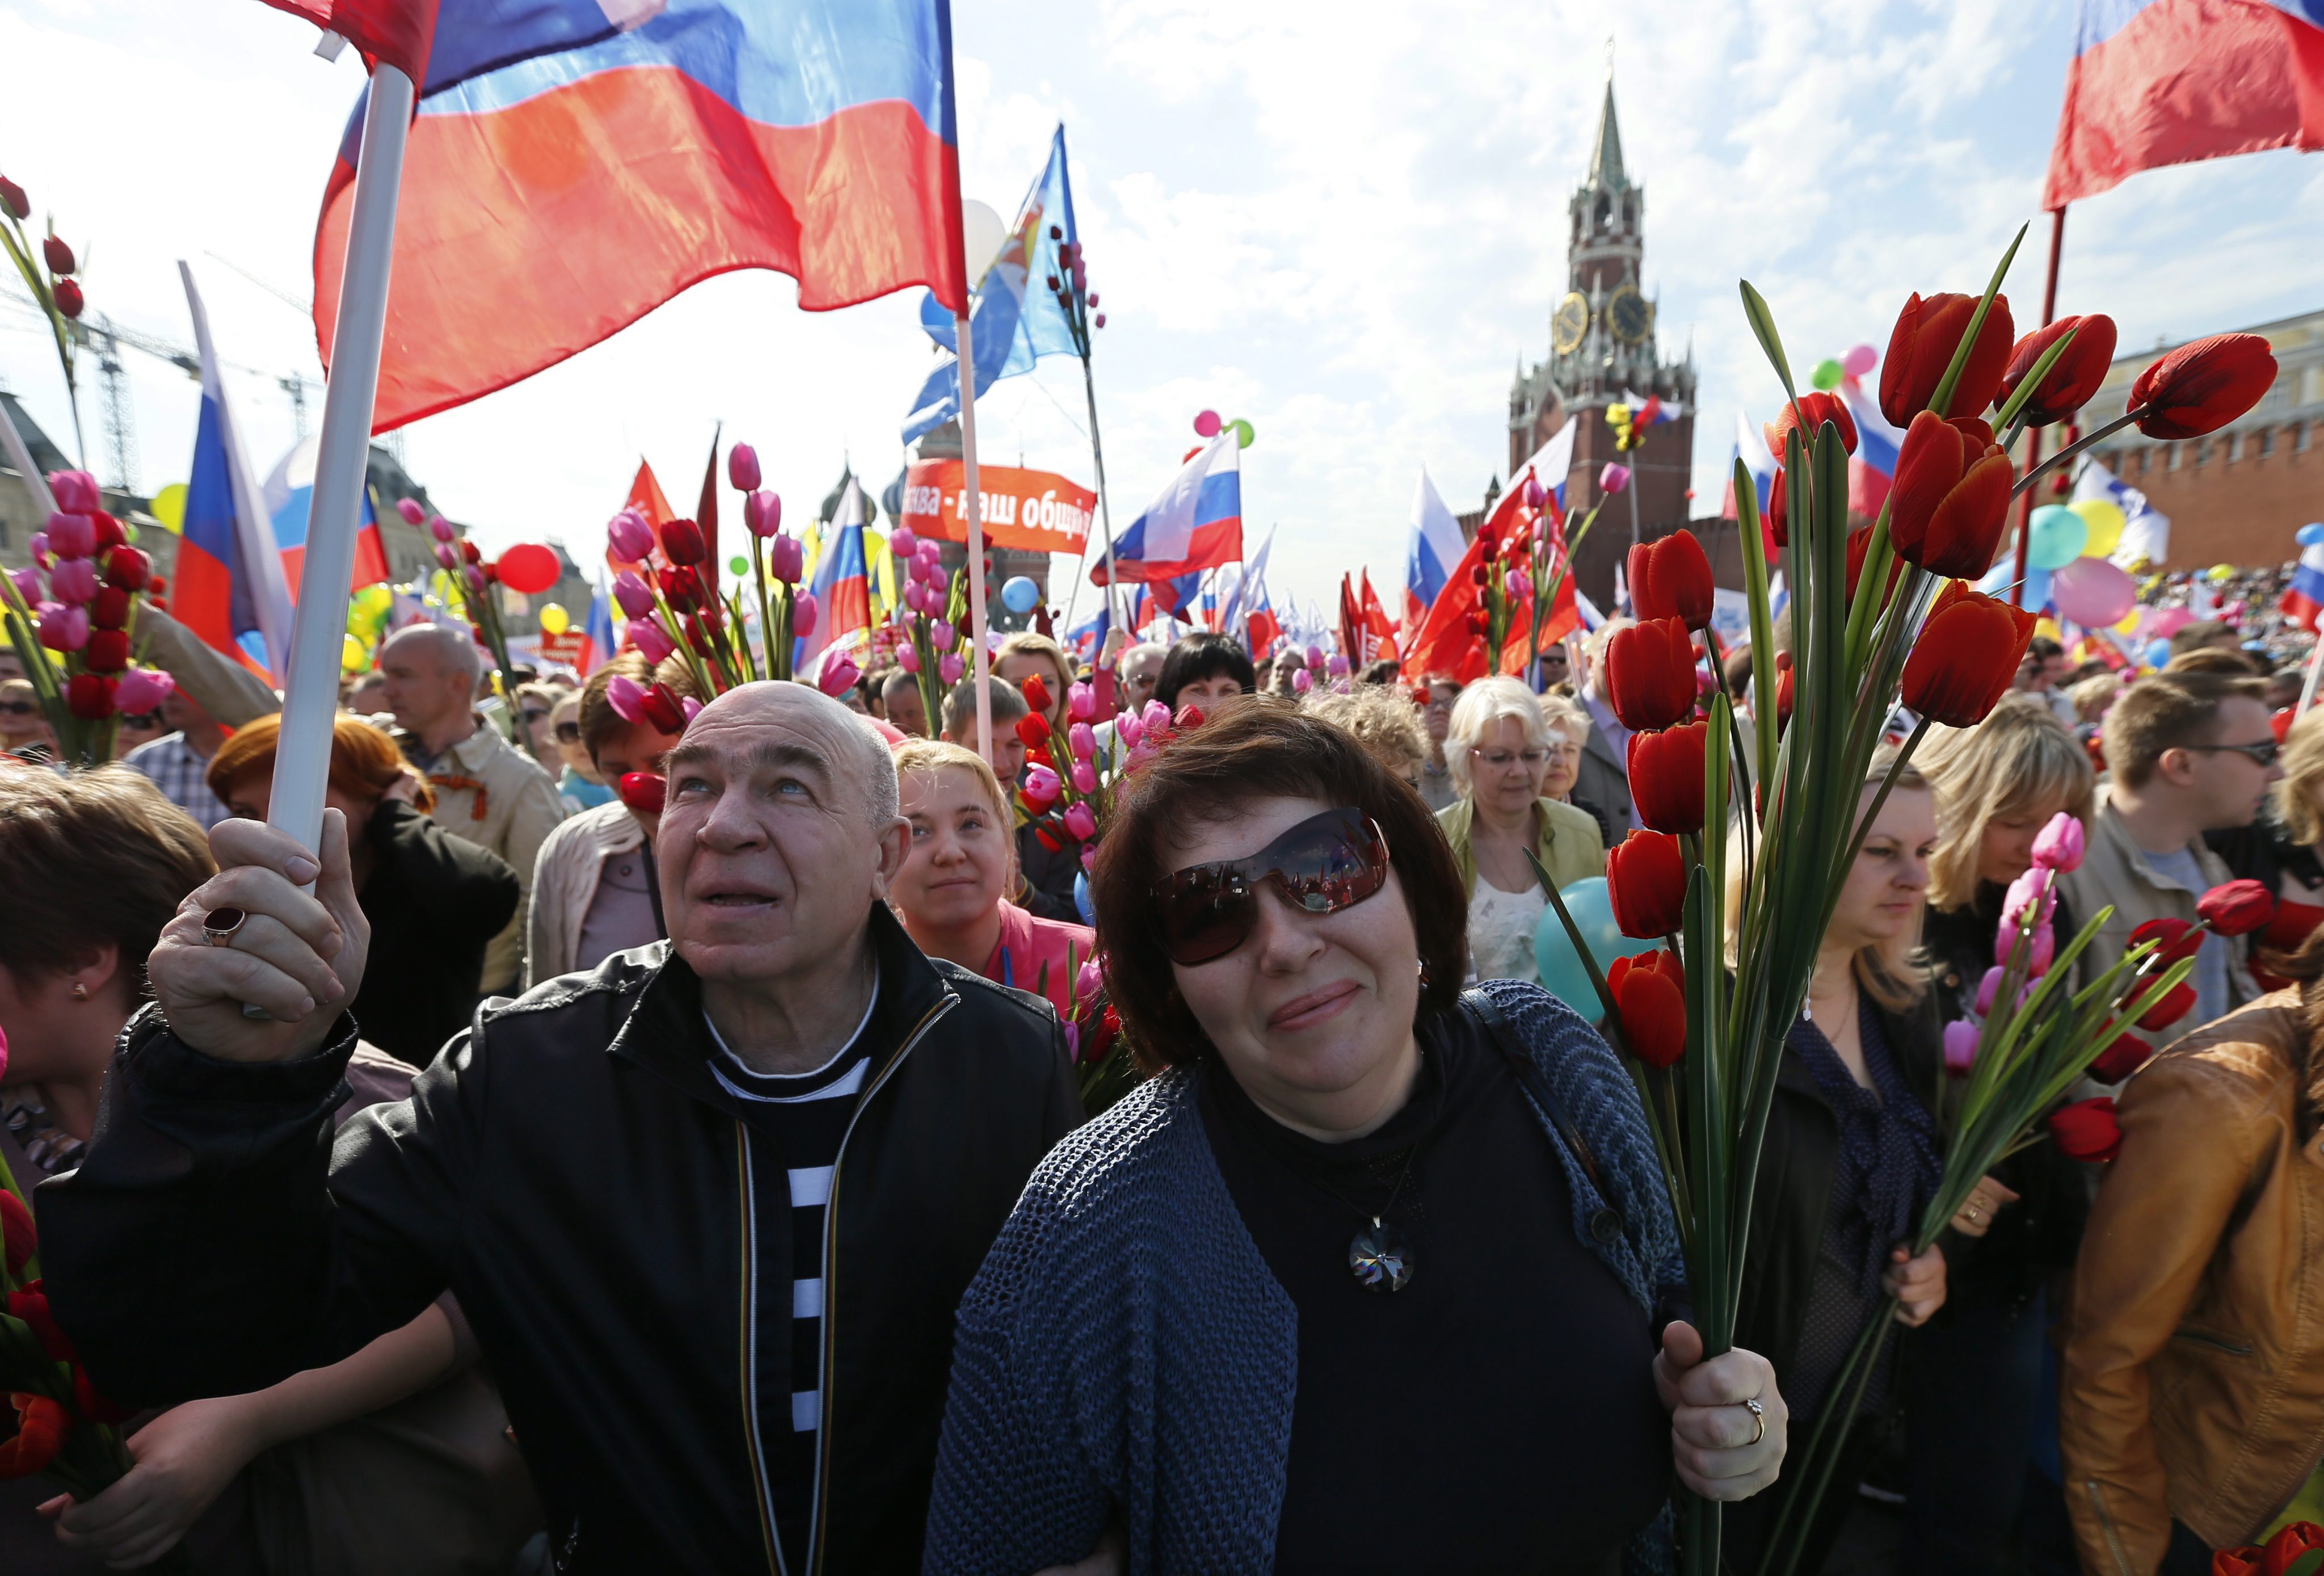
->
[923, 701, 1789, 1573]
[1153, 631, 1257, 714]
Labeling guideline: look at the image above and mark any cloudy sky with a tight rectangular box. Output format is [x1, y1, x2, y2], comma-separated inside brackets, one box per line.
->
[2, 0, 2320, 622]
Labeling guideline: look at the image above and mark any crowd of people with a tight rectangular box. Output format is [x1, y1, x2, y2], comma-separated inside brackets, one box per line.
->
[3, 582, 2323, 1575]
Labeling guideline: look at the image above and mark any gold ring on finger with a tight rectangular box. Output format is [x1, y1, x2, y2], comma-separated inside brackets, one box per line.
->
[202, 906, 249, 947]
[1743, 1396, 1765, 1447]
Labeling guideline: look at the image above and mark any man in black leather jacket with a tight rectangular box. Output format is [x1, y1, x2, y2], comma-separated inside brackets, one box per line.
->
[39, 682, 1081, 1574]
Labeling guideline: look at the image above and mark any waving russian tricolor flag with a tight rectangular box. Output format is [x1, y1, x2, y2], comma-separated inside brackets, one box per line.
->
[1622, 389, 1684, 428]
[176, 265, 293, 678]
[262, 435, 390, 598]
[315, 0, 972, 432]
[1837, 376, 1908, 518]
[2044, 0, 2324, 209]
[799, 478, 873, 678]
[1405, 467, 1466, 633]
[2285, 541, 2324, 632]
[1091, 428, 1242, 588]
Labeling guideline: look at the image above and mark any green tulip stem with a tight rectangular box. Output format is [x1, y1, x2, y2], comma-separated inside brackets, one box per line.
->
[2013, 410, 2142, 499]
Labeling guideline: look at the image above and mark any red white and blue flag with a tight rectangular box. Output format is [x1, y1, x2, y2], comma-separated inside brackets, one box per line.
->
[1091, 429, 1243, 589]
[1404, 467, 1466, 633]
[1837, 376, 1907, 518]
[2285, 540, 2324, 632]
[1622, 388, 1683, 428]
[799, 478, 873, 678]
[176, 266, 293, 679]
[313, 0, 973, 431]
[2044, 0, 2324, 209]
[261, 435, 390, 599]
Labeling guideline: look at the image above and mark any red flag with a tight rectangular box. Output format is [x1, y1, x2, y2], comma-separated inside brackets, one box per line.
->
[256, 0, 437, 84]
[1358, 571, 1400, 663]
[1245, 606, 1282, 658]
[695, 428, 722, 579]
[1398, 531, 1488, 686]
[1336, 575, 1363, 666]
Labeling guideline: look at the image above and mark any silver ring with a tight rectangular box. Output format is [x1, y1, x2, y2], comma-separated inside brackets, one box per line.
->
[1744, 1396, 1766, 1447]
[202, 906, 248, 947]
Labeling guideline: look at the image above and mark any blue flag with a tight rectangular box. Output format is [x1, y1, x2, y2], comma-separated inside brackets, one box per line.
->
[902, 125, 1083, 443]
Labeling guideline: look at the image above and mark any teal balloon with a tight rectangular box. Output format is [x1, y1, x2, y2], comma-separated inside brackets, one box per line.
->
[1073, 870, 1094, 926]
[2299, 523, 2324, 548]
[1532, 877, 1656, 1017]
[1001, 575, 1040, 615]
[2027, 505, 2088, 571]
[1811, 358, 1844, 392]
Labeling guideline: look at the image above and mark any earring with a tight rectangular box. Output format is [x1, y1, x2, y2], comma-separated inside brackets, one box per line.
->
[70, 982, 89, 1000]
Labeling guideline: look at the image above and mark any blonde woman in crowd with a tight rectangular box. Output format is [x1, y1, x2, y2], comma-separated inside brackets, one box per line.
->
[1302, 682, 1428, 791]
[1538, 690, 1620, 848]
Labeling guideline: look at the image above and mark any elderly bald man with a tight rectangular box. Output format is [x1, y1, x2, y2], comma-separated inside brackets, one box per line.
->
[40, 681, 1081, 1574]
[374, 623, 564, 991]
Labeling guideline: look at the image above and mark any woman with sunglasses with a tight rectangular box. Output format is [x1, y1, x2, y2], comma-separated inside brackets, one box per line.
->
[924, 703, 1787, 1574]
[546, 691, 616, 812]
[1438, 675, 1606, 986]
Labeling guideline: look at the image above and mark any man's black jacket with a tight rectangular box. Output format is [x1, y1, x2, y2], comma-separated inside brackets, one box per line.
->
[39, 906, 1081, 1574]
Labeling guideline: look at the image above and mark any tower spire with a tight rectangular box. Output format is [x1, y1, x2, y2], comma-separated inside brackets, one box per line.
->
[1589, 72, 1626, 192]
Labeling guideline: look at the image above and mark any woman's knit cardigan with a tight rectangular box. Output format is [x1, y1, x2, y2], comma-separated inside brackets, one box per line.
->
[921, 979, 1688, 1575]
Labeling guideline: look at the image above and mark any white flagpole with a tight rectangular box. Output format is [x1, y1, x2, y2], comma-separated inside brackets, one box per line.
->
[957, 306, 992, 763]
[270, 62, 415, 860]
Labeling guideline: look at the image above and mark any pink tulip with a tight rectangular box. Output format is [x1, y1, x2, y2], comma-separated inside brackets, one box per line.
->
[428, 515, 456, 544]
[1599, 463, 1633, 494]
[1142, 699, 1173, 736]
[1069, 721, 1097, 760]
[1116, 712, 1144, 747]
[2002, 868, 2056, 931]
[680, 696, 704, 722]
[48, 470, 100, 514]
[1068, 680, 1096, 721]
[1522, 476, 1548, 510]
[613, 571, 656, 618]
[2030, 813, 2085, 873]
[630, 620, 676, 665]
[1093, 313, 1106, 329]
[605, 675, 650, 724]
[397, 498, 426, 525]
[1062, 1022, 1080, 1060]
[727, 443, 761, 492]
[896, 642, 921, 673]
[435, 542, 460, 571]
[1325, 654, 1349, 678]
[890, 527, 919, 557]
[1081, 843, 1099, 871]
[1305, 645, 1327, 672]
[907, 583, 931, 614]
[768, 535, 803, 585]
[37, 602, 87, 652]
[463, 565, 487, 595]
[607, 508, 655, 563]
[818, 655, 861, 697]
[1071, 760, 1097, 794]
[1075, 959, 1104, 1004]
[1292, 668, 1314, 694]
[1974, 965, 2005, 1018]
[743, 490, 781, 537]
[27, 532, 49, 567]
[1024, 765, 1063, 805]
[2026, 924, 2056, 978]
[1942, 1019, 1978, 1078]
[1503, 568, 1529, 600]
[10, 568, 40, 603]
[48, 557, 97, 603]
[792, 594, 818, 639]
[113, 668, 173, 713]
[45, 512, 94, 558]
[1063, 802, 1097, 841]
[938, 652, 965, 684]
[932, 620, 957, 649]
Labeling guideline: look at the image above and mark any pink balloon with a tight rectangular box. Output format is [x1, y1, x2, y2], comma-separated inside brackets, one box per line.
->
[1193, 409, 1222, 438]
[2146, 605, 2194, 640]
[2052, 556, 2136, 629]
[1841, 343, 1878, 378]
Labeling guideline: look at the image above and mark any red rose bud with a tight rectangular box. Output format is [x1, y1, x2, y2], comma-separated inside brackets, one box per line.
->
[640, 682, 688, 734]
[0, 1394, 68, 1480]
[84, 628, 129, 674]
[2088, 1032, 2153, 1085]
[1998, 313, 2117, 427]
[2136, 980, 2197, 1032]
[2262, 1522, 2324, 1576]
[1880, 289, 2015, 426]
[2197, 879, 2274, 937]
[661, 518, 708, 565]
[90, 585, 130, 631]
[1901, 582, 2037, 728]
[1628, 529, 1714, 631]
[1607, 830, 1689, 939]
[52, 278, 82, 319]
[617, 771, 666, 816]
[1889, 409, 2014, 578]
[41, 234, 74, 275]
[1605, 617, 1698, 732]
[0, 177, 26, 221]
[1763, 390, 1858, 458]
[1608, 949, 1688, 1069]
[0, 1190, 34, 1277]
[65, 671, 114, 718]
[1627, 721, 1707, 834]
[2129, 333, 2277, 441]
[102, 544, 150, 591]
[73, 1365, 131, 1426]
[2049, 1096, 2123, 1163]
[2130, 916, 2204, 964]
[727, 443, 760, 492]
[1021, 674, 1052, 715]
[1016, 713, 1052, 747]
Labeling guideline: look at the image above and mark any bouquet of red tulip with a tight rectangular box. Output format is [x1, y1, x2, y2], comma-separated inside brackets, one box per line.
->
[0, 170, 89, 462]
[1533, 226, 2277, 1576]
[1464, 467, 1617, 680]
[0, 469, 178, 767]
[2216, 1520, 2324, 1576]
[1027, 939, 1132, 1116]
[1013, 671, 1121, 849]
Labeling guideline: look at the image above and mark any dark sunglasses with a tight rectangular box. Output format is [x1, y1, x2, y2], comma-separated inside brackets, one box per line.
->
[554, 720, 583, 743]
[119, 711, 161, 729]
[2186, 738, 2280, 767]
[0, 700, 36, 718]
[1152, 806, 1390, 965]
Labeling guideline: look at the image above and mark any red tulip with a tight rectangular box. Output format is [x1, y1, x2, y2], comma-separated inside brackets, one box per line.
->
[0, 1394, 68, 1480]
[1627, 721, 1707, 834]
[1016, 713, 1052, 747]
[639, 682, 688, 735]
[0, 177, 26, 221]
[64, 672, 113, 719]
[2131, 917, 2204, 964]
[102, 544, 150, 591]
[6, 1286, 72, 1360]
[1609, 949, 1688, 1069]
[1845, 527, 1904, 611]
[2136, 980, 2197, 1032]
[52, 279, 82, 319]
[2262, 1522, 2324, 1576]
[1765, 466, 1790, 550]
[90, 511, 124, 554]
[617, 771, 666, 816]
[90, 585, 130, 631]
[0, 1190, 33, 1277]
[1889, 410, 2015, 578]
[1901, 582, 2037, 729]
[1607, 830, 1689, 939]
[2088, 1032, 2153, 1085]
[84, 627, 129, 674]
[2216, 1548, 2267, 1576]
[461, 539, 482, 565]
[661, 518, 707, 565]
[1605, 617, 1698, 732]
[1763, 391, 1858, 459]
[1997, 313, 2117, 427]
[1022, 674, 1053, 715]
[42, 234, 74, 275]
[1773, 650, 1795, 729]
[2130, 334, 2277, 441]
[2049, 1096, 2123, 1163]
[1629, 531, 1714, 631]
[1880, 290, 2015, 426]
[658, 565, 702, 611]
[2197, 879, 2275, 938]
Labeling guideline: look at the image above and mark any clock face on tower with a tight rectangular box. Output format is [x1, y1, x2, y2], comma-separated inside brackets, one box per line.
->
[1607, 284, 1653, 344]
[1552, 292, 1590, 356]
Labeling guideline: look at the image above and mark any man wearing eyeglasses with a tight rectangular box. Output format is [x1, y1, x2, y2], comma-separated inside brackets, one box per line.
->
[2057, 670, 2279, 1045]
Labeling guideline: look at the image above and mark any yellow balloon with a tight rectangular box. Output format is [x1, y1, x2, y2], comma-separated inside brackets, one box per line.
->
[2111, 610, 2141, 635]
[2209, 563, 2235, 583]
[150, 482, 187, 535]
[355, 584, 394, 617]
[341, 633, 369, 673]
[2069, 499, 2125, 558]
[538, 602, 570, 636]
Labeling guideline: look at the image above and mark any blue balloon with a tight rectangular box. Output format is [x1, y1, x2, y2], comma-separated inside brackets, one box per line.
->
[1073, 869, 1095, 927]
[1972, 560, 2051, 610]
[2144, 638, 2172, 669]
[1532, 877, 1657, 1018]
[2026, 505, 2087, 571]
[2300, 523, 2324, 548]
[1001, 575, 1041, 615]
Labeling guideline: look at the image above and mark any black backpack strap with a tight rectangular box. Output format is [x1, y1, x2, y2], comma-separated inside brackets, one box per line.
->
[1461, 986, 1627, 1246]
